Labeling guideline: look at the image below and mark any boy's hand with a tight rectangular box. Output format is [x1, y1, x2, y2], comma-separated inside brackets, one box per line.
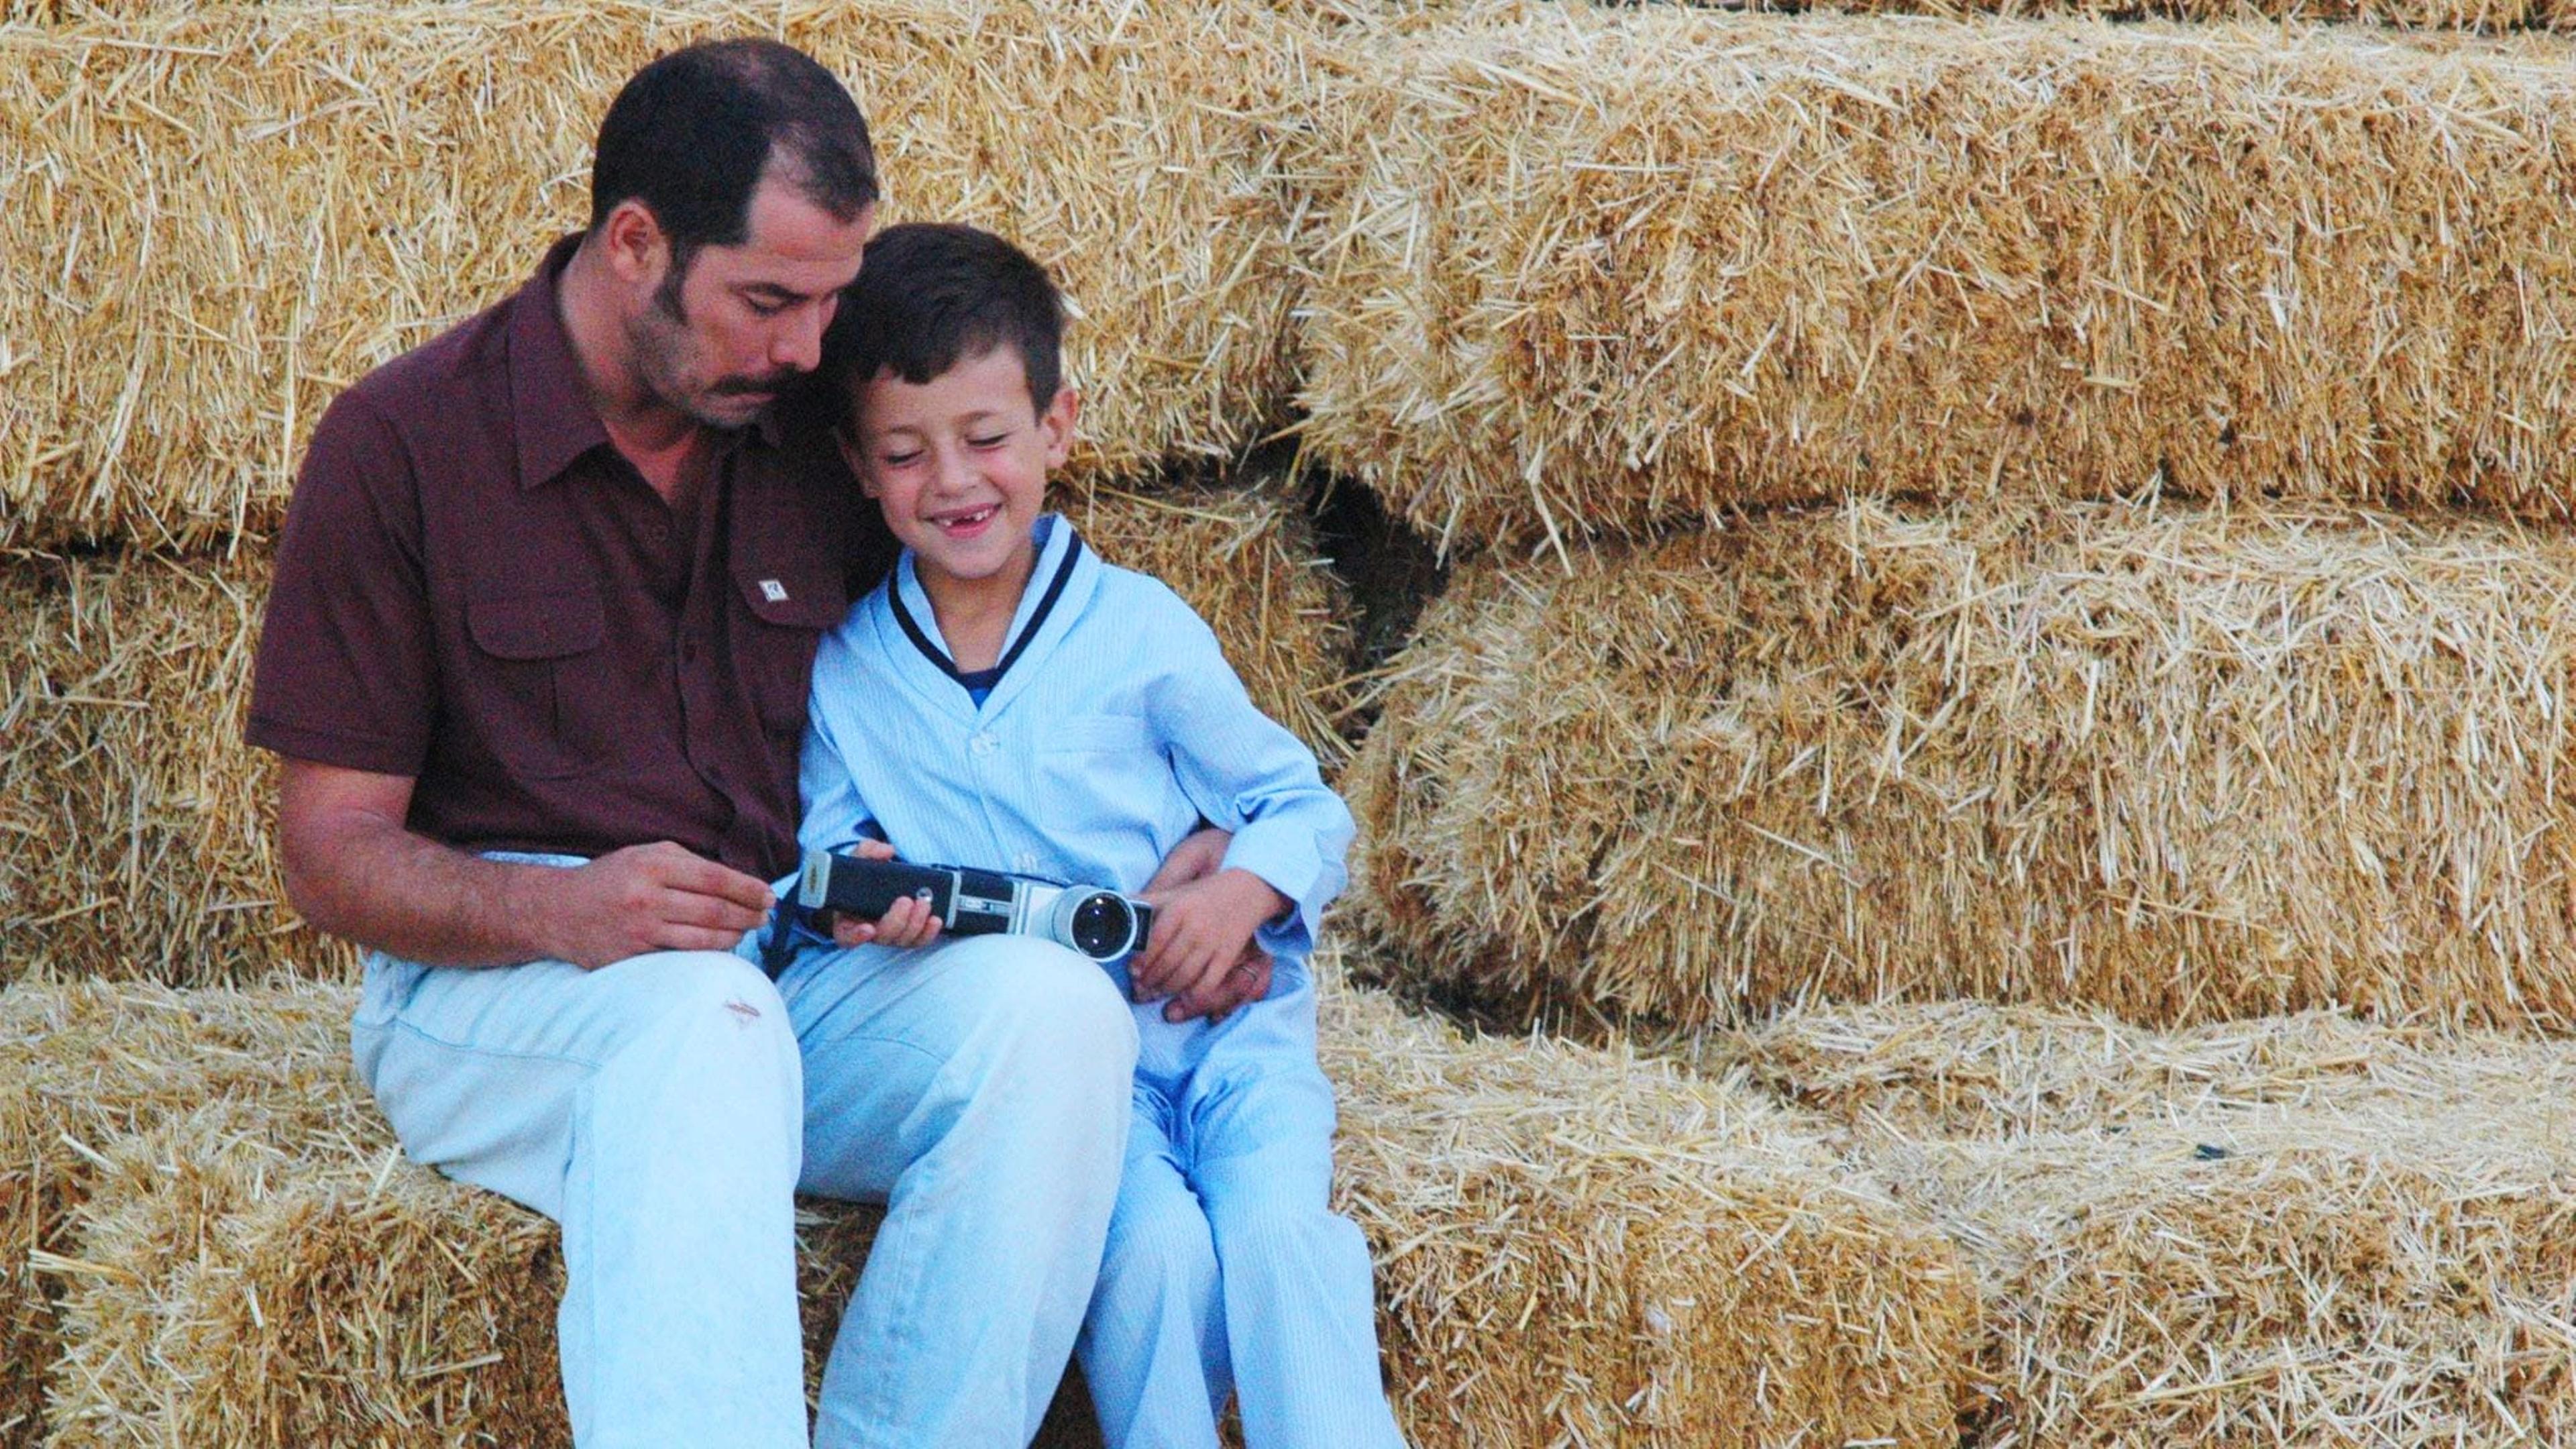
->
[826, 840, 943, 951]
[1132, 867, 1287, 1008]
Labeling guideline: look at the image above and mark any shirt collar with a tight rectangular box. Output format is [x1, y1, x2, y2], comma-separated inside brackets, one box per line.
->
[508, 233, 786, 492]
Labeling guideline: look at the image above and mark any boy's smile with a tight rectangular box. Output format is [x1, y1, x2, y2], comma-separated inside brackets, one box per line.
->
[842, 345, 1079, 623]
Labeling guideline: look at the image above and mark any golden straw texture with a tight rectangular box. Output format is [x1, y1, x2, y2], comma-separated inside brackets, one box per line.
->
[9, 975, 1973, 1446]
[1707, 1000, 2576, 1446]
[1297, 8, 2576, 553]
[0, 554, 338, 985]
[1323, 972, 1977, 1448]
[0, 979, 354, 1447]
[1346, 498, 2576, 1031]
[1, 484, 1346, 984]
[0, 0, 1310, 549]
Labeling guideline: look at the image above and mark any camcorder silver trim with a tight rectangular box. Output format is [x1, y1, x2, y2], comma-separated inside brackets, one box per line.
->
[796, 849, 1155, 964]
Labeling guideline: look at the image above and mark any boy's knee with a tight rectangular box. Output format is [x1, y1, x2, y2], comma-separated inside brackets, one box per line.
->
[1205, 1193, 1365, 1269]
[1102, 1189, 1220, 1300]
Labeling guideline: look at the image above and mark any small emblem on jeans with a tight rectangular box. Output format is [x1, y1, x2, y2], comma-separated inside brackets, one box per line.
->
[759, 579, 790, 603]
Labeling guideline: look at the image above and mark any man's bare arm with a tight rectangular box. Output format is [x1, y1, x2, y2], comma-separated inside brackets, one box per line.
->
[278, 758, 773, 970]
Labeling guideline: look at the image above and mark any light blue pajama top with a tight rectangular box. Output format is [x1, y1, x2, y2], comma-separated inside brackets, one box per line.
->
[794, 513, 1352, 981]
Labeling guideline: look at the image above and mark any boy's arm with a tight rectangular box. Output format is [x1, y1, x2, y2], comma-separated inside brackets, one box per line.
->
[1146, 598, 1354, 965]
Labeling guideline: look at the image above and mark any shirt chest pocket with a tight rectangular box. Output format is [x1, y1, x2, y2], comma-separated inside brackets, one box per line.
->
[736, 568, 848, 737]
[1039, 716, 1157, 757]
[465, 589, 608, 780]
[1031, 713, 1177, 830]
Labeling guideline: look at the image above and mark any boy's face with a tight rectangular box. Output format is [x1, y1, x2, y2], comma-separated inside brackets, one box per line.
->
[841, 345, 1077, 595]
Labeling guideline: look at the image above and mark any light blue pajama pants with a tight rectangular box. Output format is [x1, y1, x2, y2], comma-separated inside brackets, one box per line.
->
[351, 892, 1136, 1449]
[1074, 967, 1409, 1449]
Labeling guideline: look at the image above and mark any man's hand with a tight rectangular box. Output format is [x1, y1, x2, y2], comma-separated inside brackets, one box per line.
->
[827, 840, 943, 951]
[276, 757, 773, 971]
[1163, 951, 1273, 1024]
[544, 841, 776, 970]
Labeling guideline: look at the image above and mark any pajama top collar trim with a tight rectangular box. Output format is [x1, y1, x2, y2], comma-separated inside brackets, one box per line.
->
[875, 514, 1100, 727]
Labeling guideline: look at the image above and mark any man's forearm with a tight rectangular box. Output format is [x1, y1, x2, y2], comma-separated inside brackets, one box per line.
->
[283, 809, 564, 969]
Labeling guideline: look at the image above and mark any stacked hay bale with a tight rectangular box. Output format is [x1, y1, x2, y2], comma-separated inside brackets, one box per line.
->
[0, 556, 329, 985]
[1297, 7, 2576, 555]
[0, 979, 357, 1446]
[1322, 980, 1977, 1448]
[1325, 3, 2576, 1038]
[1345, 500, 2576, 1030]
[1, 0, 1318, 549]
[0, 973, 1977, 1448]
[1708, 1002, 2576, 1446]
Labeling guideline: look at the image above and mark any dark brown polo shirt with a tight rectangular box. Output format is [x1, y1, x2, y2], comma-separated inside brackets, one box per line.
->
[249, 236, 889, 881]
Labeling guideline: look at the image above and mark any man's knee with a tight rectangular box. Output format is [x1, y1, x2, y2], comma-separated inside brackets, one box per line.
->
[594, 951, 801, 1110]
[602, 949, 790, 1032]
[941, 936, 1139, 1086]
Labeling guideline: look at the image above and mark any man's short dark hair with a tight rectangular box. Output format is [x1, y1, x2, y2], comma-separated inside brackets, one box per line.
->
[590, 39, 878, 287]
[822, 223, 1066, 429]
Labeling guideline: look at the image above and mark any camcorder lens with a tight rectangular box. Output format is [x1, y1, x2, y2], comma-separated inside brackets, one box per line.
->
[1066, 892, 1138, 961]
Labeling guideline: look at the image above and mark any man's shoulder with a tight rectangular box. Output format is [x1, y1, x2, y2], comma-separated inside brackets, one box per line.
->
[337, 292, 516, 428]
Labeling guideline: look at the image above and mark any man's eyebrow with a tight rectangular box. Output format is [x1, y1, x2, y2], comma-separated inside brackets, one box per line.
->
[739, 281, 810, 303]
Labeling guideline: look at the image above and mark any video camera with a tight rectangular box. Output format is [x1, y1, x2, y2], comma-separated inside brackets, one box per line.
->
[794, 848, 1157, 965]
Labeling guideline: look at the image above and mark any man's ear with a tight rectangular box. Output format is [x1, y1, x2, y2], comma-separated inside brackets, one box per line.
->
[596, 199, 669, 290]
[1038, 386, 1080, 469]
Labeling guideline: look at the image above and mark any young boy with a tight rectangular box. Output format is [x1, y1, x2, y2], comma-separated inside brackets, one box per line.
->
[785, 222, 1408, 1449]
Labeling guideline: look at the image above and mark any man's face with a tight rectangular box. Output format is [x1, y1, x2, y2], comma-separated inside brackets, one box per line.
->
[625, 178, 874, 429]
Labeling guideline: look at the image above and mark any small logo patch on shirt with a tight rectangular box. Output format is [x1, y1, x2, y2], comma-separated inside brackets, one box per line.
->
[759, 579, 790, 604]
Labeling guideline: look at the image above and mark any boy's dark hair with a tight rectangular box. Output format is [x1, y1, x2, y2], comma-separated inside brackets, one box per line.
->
[822, 223, 1066, 429]
[591, 40, 878, 301]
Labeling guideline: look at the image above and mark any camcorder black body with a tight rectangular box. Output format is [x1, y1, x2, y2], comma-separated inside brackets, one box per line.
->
[794, 849, 1156, 964]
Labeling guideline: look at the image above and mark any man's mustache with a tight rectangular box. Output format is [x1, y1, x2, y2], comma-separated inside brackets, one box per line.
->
[712, 371, 798, 397]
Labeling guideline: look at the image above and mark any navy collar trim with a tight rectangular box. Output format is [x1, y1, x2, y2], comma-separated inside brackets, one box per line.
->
[888, 533, 1085, 696]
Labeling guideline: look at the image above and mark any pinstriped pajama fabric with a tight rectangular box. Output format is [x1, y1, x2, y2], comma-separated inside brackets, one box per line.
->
[797, 517, 1405, 1448]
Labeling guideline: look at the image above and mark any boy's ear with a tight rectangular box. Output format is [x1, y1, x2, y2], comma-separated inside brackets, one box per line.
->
[1038, 386, 1079, 470]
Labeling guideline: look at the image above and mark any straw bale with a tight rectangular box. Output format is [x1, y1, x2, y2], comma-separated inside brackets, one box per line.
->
[1296, 8, 2576, 553]
[1707, 999, 2576, 1445]
[1063, 478, 1356, 763]
[12, 973, 1974, 1446]
[1733, 0, 2526, 27]
[1713, 997, 2460, 1139]
[1, 0, 1311, 549]
[0, 553, 343, 985]
[0, 977, 352, 1446]
[1346, 498, 2576, 1031]
[1320, 974, 1977, 1448]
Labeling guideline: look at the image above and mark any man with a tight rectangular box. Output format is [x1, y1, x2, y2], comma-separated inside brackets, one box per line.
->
[249, 40, 1263, 1449]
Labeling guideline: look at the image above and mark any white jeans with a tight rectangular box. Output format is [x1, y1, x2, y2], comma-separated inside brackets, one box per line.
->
[352, 924, 1135, 1449]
